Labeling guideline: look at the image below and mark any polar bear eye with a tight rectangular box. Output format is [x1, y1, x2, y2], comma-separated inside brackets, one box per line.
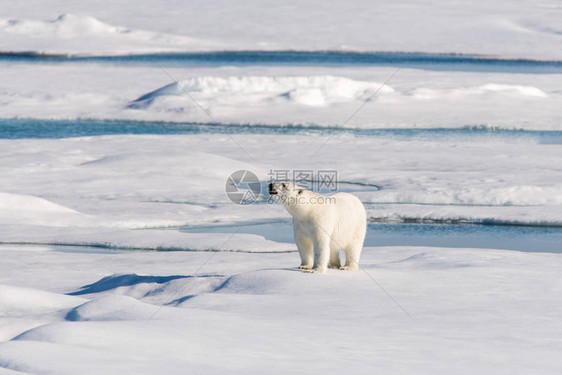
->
[282, 183, 287, 188]
[298, 189, 303, 195]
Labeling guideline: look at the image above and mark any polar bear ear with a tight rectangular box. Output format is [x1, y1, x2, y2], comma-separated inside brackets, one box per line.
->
[298, 189, 303, 195]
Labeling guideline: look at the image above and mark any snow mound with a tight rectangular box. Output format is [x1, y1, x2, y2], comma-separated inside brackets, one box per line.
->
[0, 284, 85, 341]
[123, 72, 558, 127]
[68, 274, 188, 296]
[65, 295, 158, 321]
[67, 273, 226, 306]
[0, 192, 77, 213]
[2, 14, 123, 36]
[0, 318, 47, 342]
[130, 76, 390, 109]
[0, 284, 85, 315]
[0, 14, 217, 55]
[0, 366, 33, 374]
[0, 192, 88, 227]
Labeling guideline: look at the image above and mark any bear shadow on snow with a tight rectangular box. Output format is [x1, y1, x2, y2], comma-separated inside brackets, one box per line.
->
[67, 273, 222, 296]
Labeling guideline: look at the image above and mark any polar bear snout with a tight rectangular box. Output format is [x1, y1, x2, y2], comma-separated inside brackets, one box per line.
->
[268, 183, 278, 195]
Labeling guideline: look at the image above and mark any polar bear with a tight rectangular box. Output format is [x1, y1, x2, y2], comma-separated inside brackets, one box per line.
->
[269, 182, 367, 273]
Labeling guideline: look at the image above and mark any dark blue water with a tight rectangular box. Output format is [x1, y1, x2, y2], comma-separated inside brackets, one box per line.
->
[2, 118, 562, 143]
[1, 222, 559, 253]
[179, 221, 562, 253]
[2, 51, 562, 73]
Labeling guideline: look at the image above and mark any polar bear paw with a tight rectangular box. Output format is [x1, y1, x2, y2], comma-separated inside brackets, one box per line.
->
[299, 265, 312, 270]
[303, 267, 327, 274]
[339, 265, 359, 271]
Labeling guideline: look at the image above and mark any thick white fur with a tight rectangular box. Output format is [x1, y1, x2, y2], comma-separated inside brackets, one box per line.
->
[270, 183, 367, 273]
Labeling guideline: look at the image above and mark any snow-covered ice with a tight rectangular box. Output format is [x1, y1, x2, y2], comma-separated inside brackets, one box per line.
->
[0, 245, 561, 374]
[0, 133, 560, 251]
[1, 0, 561, 373]
[0, 63, 561, 129]
[0, 13, 219, 56]
[1, 1, 562, 59]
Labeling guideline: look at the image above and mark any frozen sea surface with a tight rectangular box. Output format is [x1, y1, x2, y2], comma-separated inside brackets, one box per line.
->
[2, 3, 562, 59]
[1, 245, 561, 374]
[1, 2, 561, 373]
[1, 62, 560, 129]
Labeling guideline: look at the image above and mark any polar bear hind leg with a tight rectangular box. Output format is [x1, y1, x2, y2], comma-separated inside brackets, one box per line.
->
[340, 244, 362, 271]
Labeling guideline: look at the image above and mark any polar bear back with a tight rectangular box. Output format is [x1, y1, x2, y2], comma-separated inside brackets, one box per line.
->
[328, 192, 367, 249]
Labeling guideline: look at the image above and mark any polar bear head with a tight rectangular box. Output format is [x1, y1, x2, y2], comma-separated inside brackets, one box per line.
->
[268, 182, 304, 200]
[268, 182, 320, 217]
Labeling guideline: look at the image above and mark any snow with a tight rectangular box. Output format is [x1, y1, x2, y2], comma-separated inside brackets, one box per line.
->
[0, 245, 561, 374]
[130, 75, 390, 109]
[126, 73, 559, 128]
[0, 63, 561, 129]
[1, 0, 561, 373]
[1, 1, 562, 59]
[0, 14, 218, 56]
[0, 130, 558, 374]
[0, 132, 559, 251]
[0, 285, 83, 315]
[2, 5, 561, 130]
[0, 192, 77, 214]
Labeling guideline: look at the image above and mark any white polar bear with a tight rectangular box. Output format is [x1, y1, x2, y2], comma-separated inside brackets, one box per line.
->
[269, 182, 367, 273]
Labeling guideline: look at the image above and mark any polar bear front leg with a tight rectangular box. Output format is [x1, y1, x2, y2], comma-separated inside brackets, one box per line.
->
[295, 233, 313, 270]
[309, 234, 330, 273]
[328, 249, 341, 269]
